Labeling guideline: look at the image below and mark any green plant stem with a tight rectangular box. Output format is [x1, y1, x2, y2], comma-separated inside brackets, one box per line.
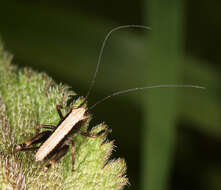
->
[141, 0, 184, 190]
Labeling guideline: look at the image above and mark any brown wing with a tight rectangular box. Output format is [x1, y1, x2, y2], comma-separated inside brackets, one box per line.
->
[35, 108, 86, 161]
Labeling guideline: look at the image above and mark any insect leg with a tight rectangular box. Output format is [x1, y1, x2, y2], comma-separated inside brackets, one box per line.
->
[79, 128, 111, 138]
[67, 137, 75, 171]
[56, 105, 64, 119]
[76, 118, 111, 138]
[16, 131, 52, 151]
[35, 125, 56, 134]
[16, 146, 40, 151]
[43, 144, 69, 172]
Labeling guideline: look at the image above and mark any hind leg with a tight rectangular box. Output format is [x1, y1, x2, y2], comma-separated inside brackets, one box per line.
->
[43, 144, 69, 172]
[16, 131, 52, 151]
[66, 137, 75, 171]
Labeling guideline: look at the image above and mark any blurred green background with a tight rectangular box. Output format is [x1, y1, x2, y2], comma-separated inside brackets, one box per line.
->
[0, 0, 220, 190]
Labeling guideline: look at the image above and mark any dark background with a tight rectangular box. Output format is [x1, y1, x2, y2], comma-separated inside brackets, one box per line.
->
[0, 0, 221, 190]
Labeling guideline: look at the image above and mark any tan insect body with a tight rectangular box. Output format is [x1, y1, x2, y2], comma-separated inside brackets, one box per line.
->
[35, 107, 86, 161]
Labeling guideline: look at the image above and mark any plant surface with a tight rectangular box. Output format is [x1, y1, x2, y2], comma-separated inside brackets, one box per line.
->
[0, 44, 128, 190]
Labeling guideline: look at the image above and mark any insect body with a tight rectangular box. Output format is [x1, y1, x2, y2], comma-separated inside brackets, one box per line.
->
[16, 25, 205, 172]
[35, 107, 87, 162]
[16, 105, 105, 172]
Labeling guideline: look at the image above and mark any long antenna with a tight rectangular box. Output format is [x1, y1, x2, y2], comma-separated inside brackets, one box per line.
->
[84, 25, 152, 101]
[88, 85, 205, 110]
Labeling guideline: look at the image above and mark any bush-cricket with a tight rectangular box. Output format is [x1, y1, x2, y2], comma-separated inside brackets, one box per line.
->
[15, 25, 205, 172]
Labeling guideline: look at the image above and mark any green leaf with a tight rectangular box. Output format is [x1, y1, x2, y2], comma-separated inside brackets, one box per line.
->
[0, 43, 128, 190]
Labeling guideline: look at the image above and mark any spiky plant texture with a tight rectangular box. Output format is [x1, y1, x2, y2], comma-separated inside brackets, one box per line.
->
[0, 44, 128, 190]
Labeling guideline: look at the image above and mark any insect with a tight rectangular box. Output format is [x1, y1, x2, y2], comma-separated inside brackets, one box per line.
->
[15, 25, 205, 172]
